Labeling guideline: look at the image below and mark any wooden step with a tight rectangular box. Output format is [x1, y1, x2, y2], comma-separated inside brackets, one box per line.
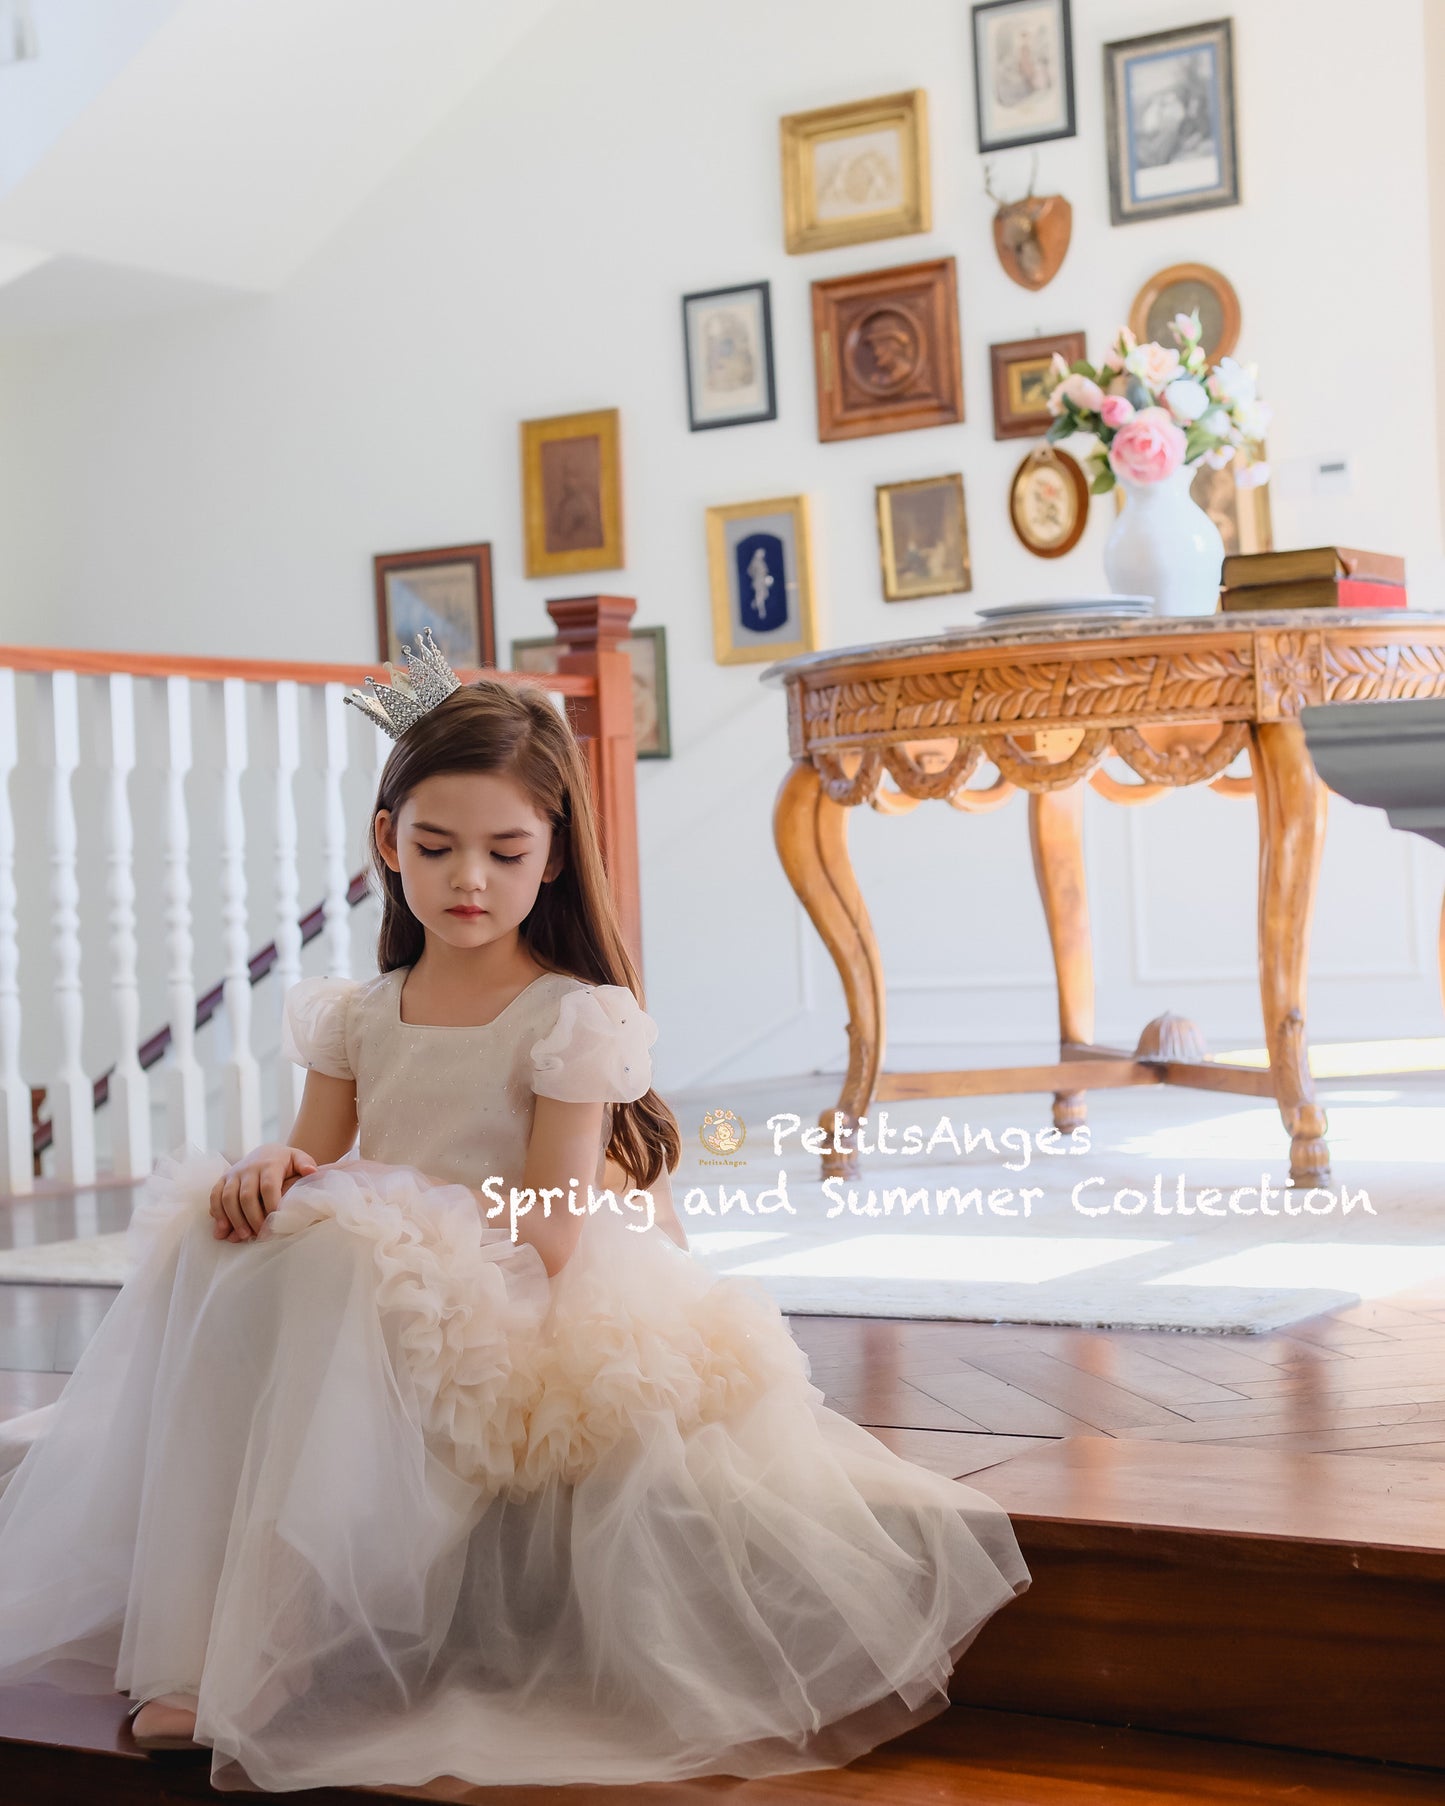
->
[957, 1436, 1445, 1770]
[1, 1684, 1442, 1804]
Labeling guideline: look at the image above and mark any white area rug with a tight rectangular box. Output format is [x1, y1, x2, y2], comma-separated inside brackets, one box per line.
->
[3, 1068, 1440, 1334]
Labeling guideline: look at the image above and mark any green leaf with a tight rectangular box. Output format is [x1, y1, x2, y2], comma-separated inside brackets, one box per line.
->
[1090, 465, 1117, 495]
[1069, 359, 1097, 381]
[1045, 417, 1073, 444]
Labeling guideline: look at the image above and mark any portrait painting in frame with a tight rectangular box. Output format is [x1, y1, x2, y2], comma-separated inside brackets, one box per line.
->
[877, 474, 972, 601]
[373, 543, 495, 669]
[1104, 18, 1239, 226]
[705, 495, 817, 665]
[1009, 445, 1088, 558]
[779, 90, 930, 255]
[990, 331, 1085, 440]
[510, 626, 672, 759]
[520, 408, 624, 578]
[682, 282, 777, 431]
[811, 257, 963, 442]
[972, 0, 1076, 152]
[1129, 262, 1240, 364]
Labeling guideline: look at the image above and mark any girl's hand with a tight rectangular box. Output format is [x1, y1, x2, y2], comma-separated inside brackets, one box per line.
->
[210, 1144, 318, 1241]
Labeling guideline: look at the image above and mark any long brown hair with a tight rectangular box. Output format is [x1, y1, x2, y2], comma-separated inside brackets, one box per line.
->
[365, 678, 679, 1190]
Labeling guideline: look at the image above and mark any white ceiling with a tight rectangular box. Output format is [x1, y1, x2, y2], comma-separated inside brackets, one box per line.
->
[0, 0, 562, 327]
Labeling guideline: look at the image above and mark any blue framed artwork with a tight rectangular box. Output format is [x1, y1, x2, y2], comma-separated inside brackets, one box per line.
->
[705, 495, 818, 665]
[1103, 18, 1238, 226]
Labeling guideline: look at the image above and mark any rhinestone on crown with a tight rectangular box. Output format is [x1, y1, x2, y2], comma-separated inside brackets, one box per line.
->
[344, 626, 462, 741]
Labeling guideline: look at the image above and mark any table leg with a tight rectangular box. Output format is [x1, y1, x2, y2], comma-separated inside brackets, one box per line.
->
[1028, 782, 1094, 1132]
[773, 758, 885, 1179]
[1250, 720, 1330, 1186]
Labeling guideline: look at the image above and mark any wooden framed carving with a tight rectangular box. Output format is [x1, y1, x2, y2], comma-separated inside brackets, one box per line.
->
[990, 331, 1084, 439]
[811, 257, 963, 442]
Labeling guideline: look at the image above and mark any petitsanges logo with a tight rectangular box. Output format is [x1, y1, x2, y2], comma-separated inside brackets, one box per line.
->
[699, 1109, 747, 1161]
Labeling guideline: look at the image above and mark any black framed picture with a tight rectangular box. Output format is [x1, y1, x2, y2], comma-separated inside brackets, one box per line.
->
[971, 0, 1076, 152]
[1103, 17, 1239, 225]
[681, 281, 777, 431]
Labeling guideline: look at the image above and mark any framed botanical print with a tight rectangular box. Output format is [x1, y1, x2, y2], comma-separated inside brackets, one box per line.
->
[1129, 262, 1240, 364]
[811, 257, 963, 442]
[705, 495, 817, 665]
[779, 90, 930, 255]
[681, 282, 776, 431]
[1104, 18, 1239, 226]
[510, 626, 672, 758]
[373, 543, 495, 669]
[876, 475, 971, 601]
[972, 0, 1077, 152]
[1009, 445, 1089, 558]
[990, 331, 1085, 440]
[520, 408, 624, 578]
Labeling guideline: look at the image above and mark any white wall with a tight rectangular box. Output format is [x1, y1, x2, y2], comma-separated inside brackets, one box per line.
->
[1, 0, 1442, 1097]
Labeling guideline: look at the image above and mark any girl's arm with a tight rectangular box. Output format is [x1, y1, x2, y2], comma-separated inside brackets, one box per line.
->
[513, 1095, 607, 1277]
[211, 1072, 358, 1240]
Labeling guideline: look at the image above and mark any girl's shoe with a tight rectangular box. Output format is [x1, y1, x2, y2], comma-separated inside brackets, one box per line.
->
[126, 1692, 205, 1754]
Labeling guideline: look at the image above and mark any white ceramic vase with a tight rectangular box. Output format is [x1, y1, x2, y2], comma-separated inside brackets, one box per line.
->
[1103, 460, 1225, 618]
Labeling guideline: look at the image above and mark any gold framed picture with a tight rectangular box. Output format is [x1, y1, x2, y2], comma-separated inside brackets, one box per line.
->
[876, 475, 971, 601]
[780, 90, 931, 256]
[520, 408, 624, 578]
[705, 495, 818, 665]
[1009, 445, 1089, 558]
[1129, 262, 1240, 364]
[990, 331, 1085, 440]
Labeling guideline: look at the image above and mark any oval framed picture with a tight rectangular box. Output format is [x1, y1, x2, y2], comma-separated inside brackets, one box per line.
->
[1009, 446, 1089, 559]
[1128, 262, 1240, 365]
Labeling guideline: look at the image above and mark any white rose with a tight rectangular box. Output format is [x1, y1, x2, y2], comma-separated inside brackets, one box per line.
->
[1232, 398, 1272, 442]
[1197, 407, 1233, 440]
[1163, 378, 1209, 423]
[1211, 357, 1256, 406]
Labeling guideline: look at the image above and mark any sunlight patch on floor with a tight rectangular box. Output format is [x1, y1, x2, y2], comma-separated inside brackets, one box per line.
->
[726, 1235, 1169, 1285]
[1147, 1243, 1445, 1297]
[1215, 1037, 1445, 1076]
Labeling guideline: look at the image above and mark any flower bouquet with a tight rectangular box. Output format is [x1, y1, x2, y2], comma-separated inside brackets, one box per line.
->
[1040, 313, 1271, 616]
[1042, 313, 1270, 494]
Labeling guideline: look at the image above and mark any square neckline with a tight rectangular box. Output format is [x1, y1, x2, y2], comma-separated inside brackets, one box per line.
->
[393, 966, 566, 1032]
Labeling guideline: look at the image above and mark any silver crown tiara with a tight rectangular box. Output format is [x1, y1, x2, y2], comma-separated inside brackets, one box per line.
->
[344, 626, 462, 741]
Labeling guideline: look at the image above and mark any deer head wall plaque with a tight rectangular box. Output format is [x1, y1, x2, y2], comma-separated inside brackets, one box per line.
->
[985, 159, 1071, 292]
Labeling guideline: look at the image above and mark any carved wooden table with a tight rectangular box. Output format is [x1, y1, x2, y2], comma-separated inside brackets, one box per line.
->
[762, 610, 1445, 1187]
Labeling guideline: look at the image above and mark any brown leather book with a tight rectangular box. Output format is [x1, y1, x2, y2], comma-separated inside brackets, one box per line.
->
[1221, 546, 1406, 589]
[1219, 577, 1408, 612]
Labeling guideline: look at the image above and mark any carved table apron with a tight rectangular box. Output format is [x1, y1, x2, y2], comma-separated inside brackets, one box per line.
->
[761, 610, 1445, 1187]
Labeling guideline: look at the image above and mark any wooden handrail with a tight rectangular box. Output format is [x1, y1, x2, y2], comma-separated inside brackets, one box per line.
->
[0, 643, 596, 693]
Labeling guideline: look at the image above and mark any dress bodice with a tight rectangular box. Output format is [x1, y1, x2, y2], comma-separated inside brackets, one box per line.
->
[280, 967, 658, 1191]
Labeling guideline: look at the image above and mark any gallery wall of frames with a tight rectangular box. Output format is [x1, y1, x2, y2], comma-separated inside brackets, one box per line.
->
[4, 0, 1442, 1071]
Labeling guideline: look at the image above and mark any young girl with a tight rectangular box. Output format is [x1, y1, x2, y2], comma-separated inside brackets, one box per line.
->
[0, 637, 1030, 1793]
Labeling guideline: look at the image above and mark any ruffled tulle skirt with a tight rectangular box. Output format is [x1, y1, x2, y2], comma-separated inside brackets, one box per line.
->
[0, 1147, 1030, 1793]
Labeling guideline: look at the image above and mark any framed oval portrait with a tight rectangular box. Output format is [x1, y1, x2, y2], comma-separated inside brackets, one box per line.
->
[1129, 262, 1240, 365]
[1009, 446, 1089, 558]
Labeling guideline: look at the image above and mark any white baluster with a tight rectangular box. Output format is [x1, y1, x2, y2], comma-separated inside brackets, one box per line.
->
[103, 673, 151, 1181]
[320, 683, 352, 978]
[162, 675, 205, 1150]
[0, 668, 30, 1195]
[42, 670, 94, 1184]
[272, 680, 305, 1133]
[220, 678, 261, 1159]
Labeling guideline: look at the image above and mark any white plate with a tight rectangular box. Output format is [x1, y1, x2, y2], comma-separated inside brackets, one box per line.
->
[976, 597, 1152, 621]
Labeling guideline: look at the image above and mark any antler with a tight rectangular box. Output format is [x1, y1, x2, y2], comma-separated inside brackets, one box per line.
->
[1026, 151, 1039, 200]
[983, 159, 1004, 209]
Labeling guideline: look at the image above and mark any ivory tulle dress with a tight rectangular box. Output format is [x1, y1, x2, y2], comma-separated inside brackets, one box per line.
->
[0, 966, 1030, 1793]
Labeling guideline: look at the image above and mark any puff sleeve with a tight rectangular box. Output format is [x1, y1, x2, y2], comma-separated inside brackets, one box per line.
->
[279, 976, 361, 1081]
[529, 984, 658, 1105]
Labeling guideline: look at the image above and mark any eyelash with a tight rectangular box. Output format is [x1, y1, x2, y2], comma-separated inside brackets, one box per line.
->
[416, 848, 525, 865]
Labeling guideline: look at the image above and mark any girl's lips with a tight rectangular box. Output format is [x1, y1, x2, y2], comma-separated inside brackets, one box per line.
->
[447, 907, 486, 916]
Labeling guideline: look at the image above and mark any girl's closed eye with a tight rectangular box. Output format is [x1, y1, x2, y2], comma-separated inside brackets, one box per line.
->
[415, 844, 525, 864]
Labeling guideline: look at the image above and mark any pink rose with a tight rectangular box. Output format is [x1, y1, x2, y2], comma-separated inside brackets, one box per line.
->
[1056, 371, 1105, 414]
[1100, 395, 1135, 428]
[1108, 406, 1186, 485]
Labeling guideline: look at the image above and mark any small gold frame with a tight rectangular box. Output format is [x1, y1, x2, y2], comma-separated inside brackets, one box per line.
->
[779, 90, 931, 255]
[520, 408, 624, 579]
[876, 474, 972, 601]
[705, 495, 818, 665]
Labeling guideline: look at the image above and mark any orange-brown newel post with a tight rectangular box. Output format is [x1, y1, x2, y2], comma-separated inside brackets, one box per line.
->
[545, 596, 642, 984]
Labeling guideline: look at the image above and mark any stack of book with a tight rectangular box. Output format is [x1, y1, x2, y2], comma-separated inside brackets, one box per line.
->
[1219, 546, 1406, 613]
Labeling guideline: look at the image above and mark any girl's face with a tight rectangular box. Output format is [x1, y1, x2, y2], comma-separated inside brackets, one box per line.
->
[375, 770, 562, 954]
